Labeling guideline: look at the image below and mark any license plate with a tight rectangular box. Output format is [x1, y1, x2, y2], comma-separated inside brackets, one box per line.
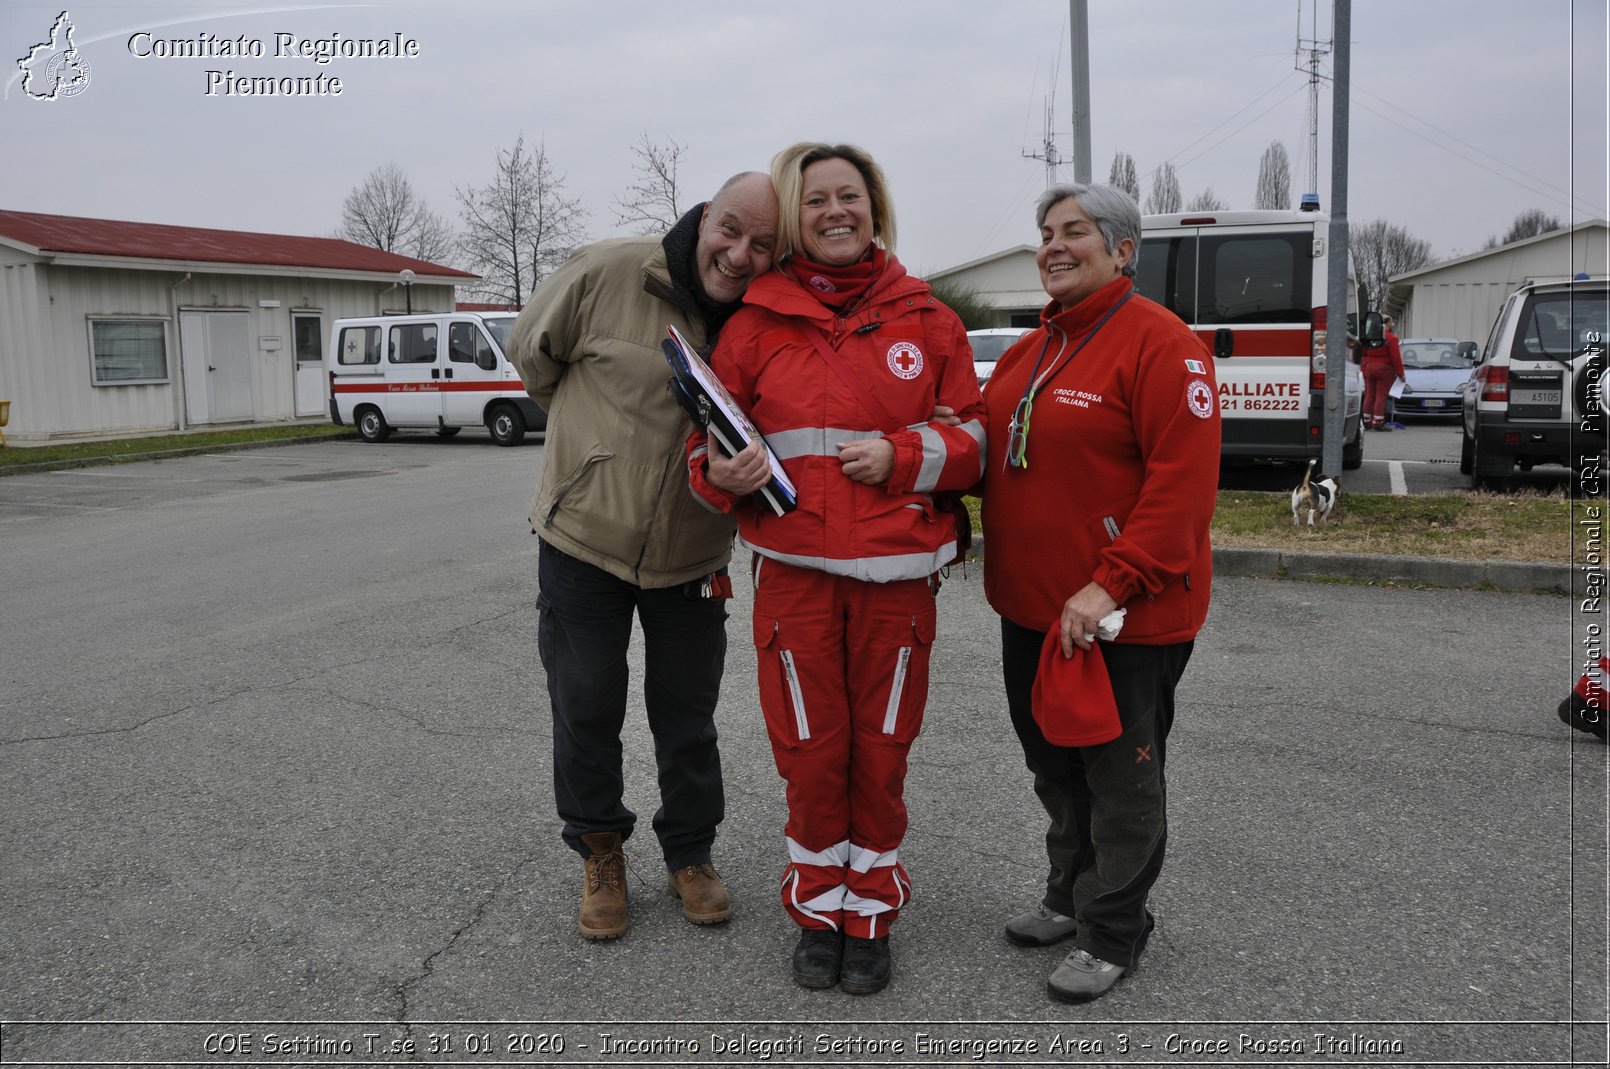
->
[1421, 399, 1445, 408]
[1511, 389, 1561, 406]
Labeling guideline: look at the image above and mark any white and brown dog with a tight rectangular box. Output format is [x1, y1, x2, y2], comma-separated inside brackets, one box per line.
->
[1291, 458, 1338, 527]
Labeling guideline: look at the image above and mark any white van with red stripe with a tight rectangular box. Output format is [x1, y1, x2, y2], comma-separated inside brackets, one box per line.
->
[1137, 203, 1364, 469]
[326, 312, 544, 446]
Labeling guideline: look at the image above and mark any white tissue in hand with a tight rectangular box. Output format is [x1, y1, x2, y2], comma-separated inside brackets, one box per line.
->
[1095, 608, 1126, 641]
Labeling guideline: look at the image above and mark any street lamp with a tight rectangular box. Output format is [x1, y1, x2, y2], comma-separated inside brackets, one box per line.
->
[399, 268, 415, 314]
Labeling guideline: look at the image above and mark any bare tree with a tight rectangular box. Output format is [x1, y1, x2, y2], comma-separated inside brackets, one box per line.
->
[409, 208, 457, 265]
[1143, 162, 1182, 214]
[338, 162, 457, 263]
[455, 135, 588, 306]
[612, 134, 687, 235]
[1186, 187, 1227, 211]
[1254, 140, 1292, 210]
[1482, 207, 1565, 249]
[1351, 218, 1433, 310]
[1107, 152, 1140, 202]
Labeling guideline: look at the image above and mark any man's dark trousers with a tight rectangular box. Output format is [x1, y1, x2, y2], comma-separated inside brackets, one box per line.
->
[537, 540, 728, 869]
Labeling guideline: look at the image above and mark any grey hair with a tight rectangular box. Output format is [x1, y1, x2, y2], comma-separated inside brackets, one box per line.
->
[1034, 183, 1142, 277]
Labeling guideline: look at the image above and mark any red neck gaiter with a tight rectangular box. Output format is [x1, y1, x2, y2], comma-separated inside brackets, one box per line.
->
[788, 246, 887, 309]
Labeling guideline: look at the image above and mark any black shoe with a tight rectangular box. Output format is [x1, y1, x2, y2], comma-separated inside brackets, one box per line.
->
[791, 928, 842, 989]
[840, 935, 891, 995]
[1560, 695, 1609, 740]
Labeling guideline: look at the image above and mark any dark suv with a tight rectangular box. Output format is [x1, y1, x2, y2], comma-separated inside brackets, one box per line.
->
[1461, 277, 1610, 491]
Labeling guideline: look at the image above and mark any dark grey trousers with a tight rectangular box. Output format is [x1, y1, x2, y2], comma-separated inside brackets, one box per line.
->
[1000, 617, 1192, 968]
[537, 540, 729, 870]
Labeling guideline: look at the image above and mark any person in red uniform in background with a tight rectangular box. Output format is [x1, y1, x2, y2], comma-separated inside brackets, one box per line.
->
[1361, 313, 1405, 430]
[980, 183, 1219, 1003]
[1560, 657, 1609, 740]
[689, 142, 984, 995]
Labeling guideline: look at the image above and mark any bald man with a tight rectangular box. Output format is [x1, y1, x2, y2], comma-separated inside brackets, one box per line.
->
[509, 174, 779, 941]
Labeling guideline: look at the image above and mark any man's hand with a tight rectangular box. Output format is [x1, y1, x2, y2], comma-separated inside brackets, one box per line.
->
[930, 404, 962, 427]
[706, 440, 771, 495]
[837, 437, 894, 485]
[1059, 581, 1120, 656]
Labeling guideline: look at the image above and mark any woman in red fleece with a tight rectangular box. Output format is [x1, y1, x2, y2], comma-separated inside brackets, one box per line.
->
[688, 143, 984, 996]
[981, 183, 1220, 1003]
[1360, 315, 1406, 429]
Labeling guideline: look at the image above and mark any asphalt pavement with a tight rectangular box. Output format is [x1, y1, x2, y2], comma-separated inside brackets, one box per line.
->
[0, 437, 1603, 1068]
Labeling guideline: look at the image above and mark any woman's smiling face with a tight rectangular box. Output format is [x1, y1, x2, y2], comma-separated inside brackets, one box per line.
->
[798, 157, 874, 266]
[1036, 196, 1132, 310]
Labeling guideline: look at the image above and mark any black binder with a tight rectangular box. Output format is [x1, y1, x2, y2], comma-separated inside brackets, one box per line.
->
[661, 325, 798, 516]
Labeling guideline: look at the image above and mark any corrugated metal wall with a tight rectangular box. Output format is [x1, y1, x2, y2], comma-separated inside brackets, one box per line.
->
[0, 251, 52, 439]
[1396, 227, 1610, 347]
[2, 259, 457, 439]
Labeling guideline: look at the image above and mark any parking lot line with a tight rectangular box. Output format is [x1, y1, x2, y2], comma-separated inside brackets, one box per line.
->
[1389, 460, 1408, 495]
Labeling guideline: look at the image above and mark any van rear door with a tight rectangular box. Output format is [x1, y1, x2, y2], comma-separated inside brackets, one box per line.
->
[1139, 222, 1315, 458]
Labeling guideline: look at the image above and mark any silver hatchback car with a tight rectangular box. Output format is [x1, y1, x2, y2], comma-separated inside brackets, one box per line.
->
[966, 328, 1031, 389]
[1395, 338, 1475, 418]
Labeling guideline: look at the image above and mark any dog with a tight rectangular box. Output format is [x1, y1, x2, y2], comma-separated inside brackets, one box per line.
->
[1291, 458, 1338, 527]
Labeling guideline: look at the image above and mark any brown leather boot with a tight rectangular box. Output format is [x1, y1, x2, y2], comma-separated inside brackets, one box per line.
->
[666, 863, 732, 925]
[579, 832, 628, 940]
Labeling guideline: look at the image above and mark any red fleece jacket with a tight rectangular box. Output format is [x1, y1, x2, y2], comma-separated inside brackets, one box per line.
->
[981, 277, 1220, 643]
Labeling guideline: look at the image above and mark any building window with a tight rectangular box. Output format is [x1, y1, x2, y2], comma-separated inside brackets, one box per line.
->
[89, 319, 170, 385]
[293, 313, 323, 366]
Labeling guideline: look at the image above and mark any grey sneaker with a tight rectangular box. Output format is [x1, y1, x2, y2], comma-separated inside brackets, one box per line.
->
[1005, 904, 1077, 947]
[1047, 947, 1127, 1002]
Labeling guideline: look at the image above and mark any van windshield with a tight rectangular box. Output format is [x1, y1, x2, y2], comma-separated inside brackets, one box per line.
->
[482, 315, 517, 349]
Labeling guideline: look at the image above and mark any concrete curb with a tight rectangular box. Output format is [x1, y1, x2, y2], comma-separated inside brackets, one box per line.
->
[967, 536, 1578, 596]
[1212, 546, 1578, 596]
[0, 431, 357, 477]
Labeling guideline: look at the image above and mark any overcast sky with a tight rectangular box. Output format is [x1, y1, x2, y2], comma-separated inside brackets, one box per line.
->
[3, 0, 1605, 279]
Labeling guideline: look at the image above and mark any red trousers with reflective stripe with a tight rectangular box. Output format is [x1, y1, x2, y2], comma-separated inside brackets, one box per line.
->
[751, 557, 936, 939]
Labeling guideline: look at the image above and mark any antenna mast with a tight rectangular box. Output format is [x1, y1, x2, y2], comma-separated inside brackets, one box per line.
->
[1023, 98, 1065, 189]
[1023, 25, 1068, 189]
[1295, 0, 1332, 198]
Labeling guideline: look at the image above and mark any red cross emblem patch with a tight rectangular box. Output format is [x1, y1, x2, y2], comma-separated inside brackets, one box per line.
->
[886, 342, 924, 380]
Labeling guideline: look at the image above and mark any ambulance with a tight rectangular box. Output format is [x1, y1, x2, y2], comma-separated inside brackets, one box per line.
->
[326, 311, 544, 446]
[1137, 199, 1364, 468]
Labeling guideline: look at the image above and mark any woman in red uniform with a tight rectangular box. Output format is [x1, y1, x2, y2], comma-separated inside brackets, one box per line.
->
[981, 183, 1220, 1002]
[688, 142, 984, 994]
[1360, 314, 1405, 430]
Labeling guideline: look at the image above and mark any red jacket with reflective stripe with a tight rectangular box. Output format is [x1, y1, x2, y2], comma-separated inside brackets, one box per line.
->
[688, 256, 985, 582]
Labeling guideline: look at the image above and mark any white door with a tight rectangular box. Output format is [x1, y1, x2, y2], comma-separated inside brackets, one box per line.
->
[381, 320, 444, 427]
[441, 319, 501, 425]
[179, 311, 254, 424]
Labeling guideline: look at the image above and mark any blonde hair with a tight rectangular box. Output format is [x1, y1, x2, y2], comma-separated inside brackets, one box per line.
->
[770, 142, 897, 263]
